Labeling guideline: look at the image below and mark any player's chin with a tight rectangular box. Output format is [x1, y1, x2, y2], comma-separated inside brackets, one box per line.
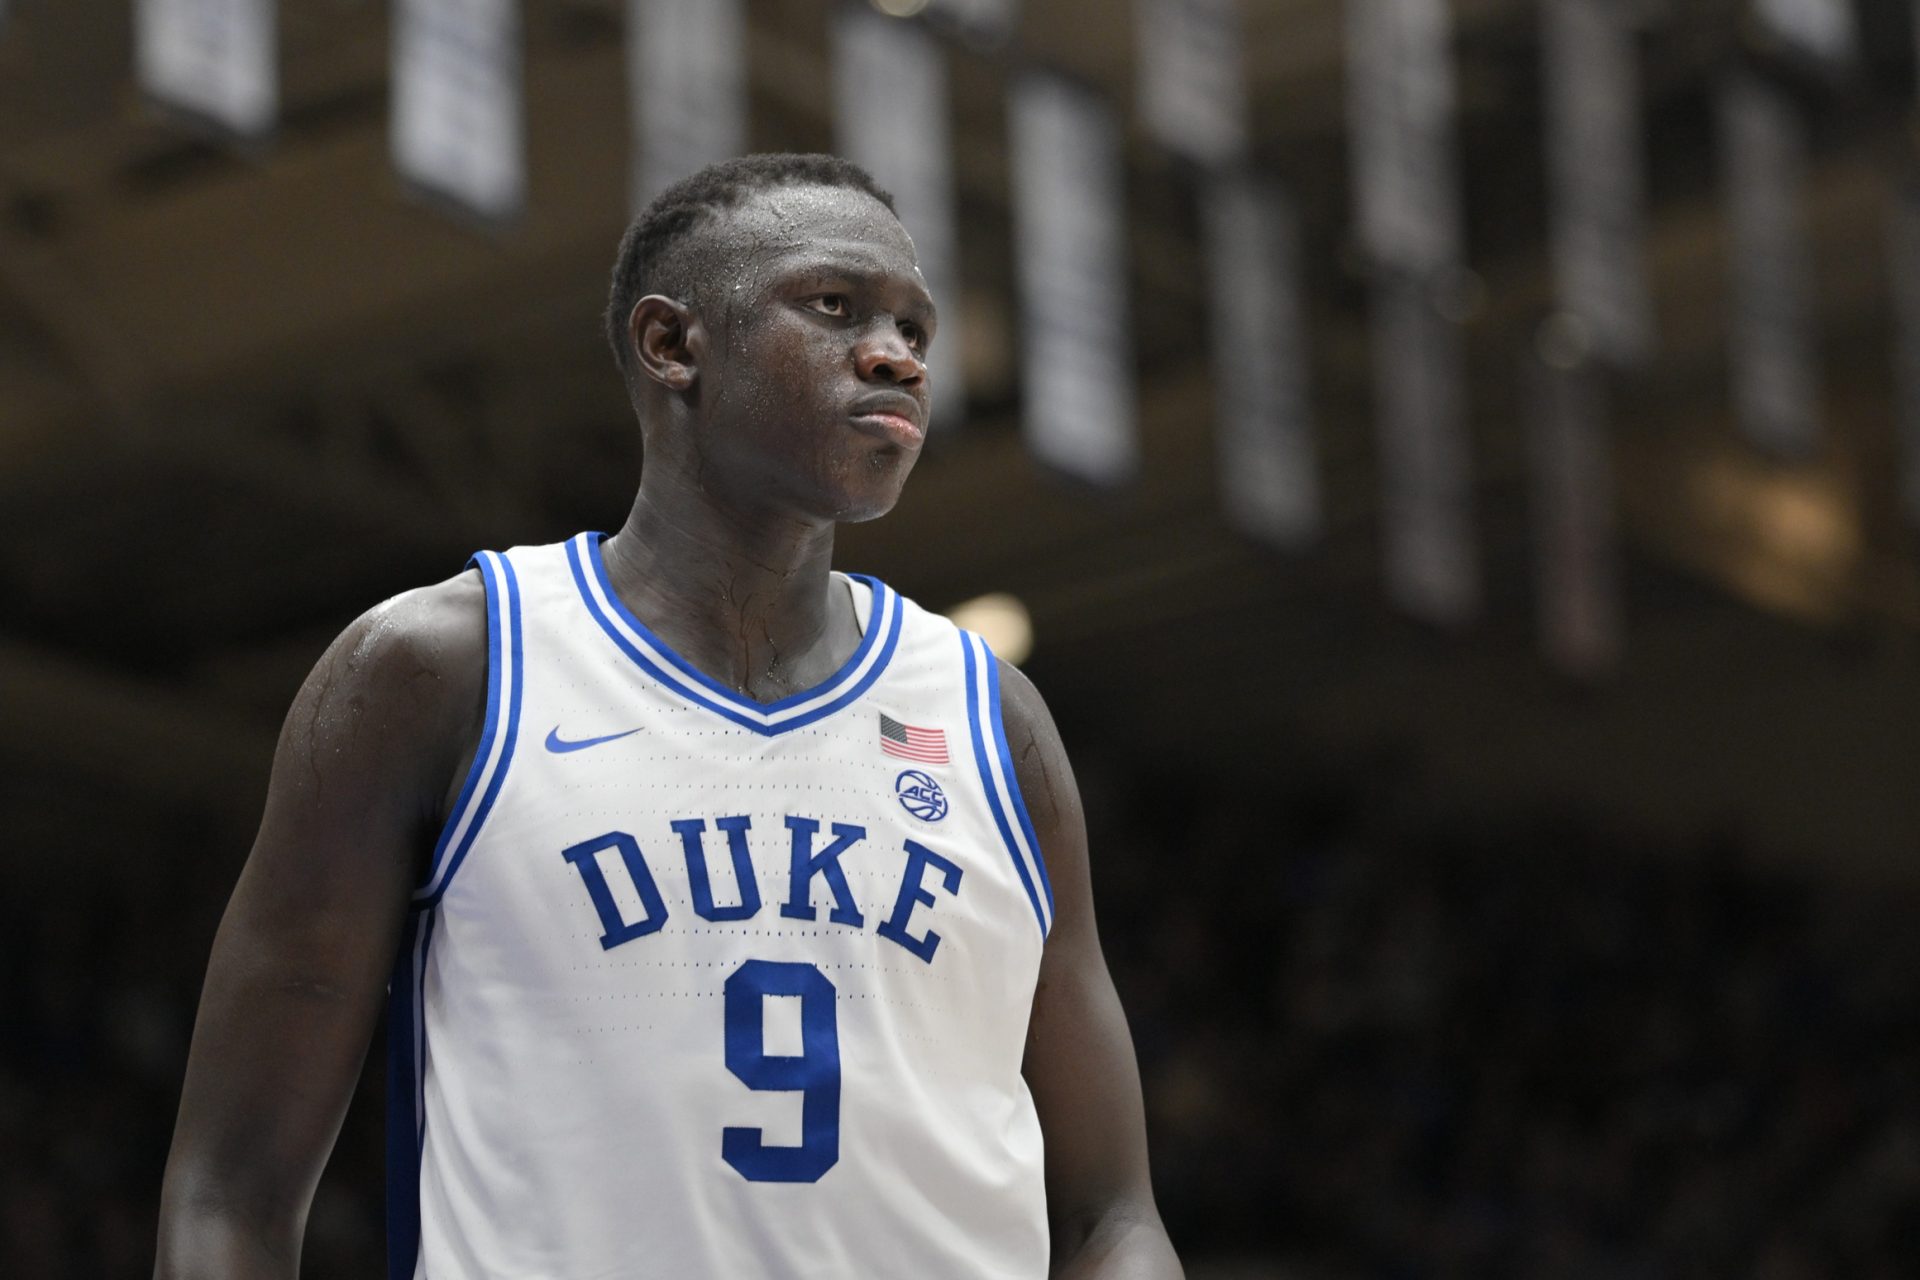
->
[829, 450, 917, 523]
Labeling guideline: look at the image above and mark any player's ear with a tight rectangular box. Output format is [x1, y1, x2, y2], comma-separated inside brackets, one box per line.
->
[630, 294, 701, 392]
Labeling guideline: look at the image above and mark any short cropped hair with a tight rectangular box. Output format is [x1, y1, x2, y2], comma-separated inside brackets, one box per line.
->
[604, 153, 897, 381]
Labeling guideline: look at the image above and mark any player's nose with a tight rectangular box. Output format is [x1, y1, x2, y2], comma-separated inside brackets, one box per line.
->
[853, 323, 926, 388]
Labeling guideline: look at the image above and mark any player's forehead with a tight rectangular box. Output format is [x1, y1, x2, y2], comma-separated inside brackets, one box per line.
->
[715, 184, 924, 292]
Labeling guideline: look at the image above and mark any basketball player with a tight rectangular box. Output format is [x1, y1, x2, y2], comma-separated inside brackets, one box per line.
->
[157, 154, 1180, 1278]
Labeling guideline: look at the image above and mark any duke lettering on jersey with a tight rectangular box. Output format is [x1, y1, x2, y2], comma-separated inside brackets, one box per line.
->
[391, 537, 1051, 1278]
[781, 816, 866, 927]
[561, 814, 964, 965]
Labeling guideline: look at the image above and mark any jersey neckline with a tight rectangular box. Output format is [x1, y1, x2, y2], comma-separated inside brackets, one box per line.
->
[562, 532, 904, 737]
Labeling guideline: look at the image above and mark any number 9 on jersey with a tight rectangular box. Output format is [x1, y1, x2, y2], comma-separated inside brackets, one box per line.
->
[723, 960, 841, 1182]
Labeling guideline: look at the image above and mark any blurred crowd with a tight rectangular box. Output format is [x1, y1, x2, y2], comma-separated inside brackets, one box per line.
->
[4, 755, 1918, 1277]
[1109, 766, 1920, 1279]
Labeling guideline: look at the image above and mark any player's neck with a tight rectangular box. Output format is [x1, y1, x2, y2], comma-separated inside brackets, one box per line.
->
[599, 483, 855, 701]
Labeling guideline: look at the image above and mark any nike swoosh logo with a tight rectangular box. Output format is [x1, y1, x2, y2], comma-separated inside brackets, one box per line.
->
[545, 725, 640, 754]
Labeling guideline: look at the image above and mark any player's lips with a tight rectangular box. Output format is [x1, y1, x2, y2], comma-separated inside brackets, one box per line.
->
[848, 395, 926, 448]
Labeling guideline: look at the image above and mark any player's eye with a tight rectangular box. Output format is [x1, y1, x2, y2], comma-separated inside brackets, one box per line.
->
[806, 295, 851, 318]
[900, 322, 926, 353]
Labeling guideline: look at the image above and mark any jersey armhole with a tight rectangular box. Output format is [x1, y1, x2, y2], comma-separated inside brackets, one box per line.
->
[959, 630, 1055, 939]
[414, 549, 524, 906]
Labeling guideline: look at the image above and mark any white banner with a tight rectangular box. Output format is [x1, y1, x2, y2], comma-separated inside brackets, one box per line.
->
[833, 6, 965, 425]
[629, 0, 746, 208]
[391, 0, 525, 221]
[1204, 170, 1319, 547]
[1720, 69, 1819, 457]
[1346, 0, 1462, 276]
[1755, 0, 1857, 64]
[1541, 0, 1653, 366]
[1135, 0, 1248, 165]
[135, 0, 276, 137]
[926, 0, 1018, 41]
[1888, 180, 1920, 527]
[1527, 333, 1621, 675]
[1010, 74, 1136, 486]
[1372, 272, 1478, 625]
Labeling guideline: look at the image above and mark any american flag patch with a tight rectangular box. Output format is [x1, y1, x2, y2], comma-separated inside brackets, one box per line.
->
[879, 713, 948, 764]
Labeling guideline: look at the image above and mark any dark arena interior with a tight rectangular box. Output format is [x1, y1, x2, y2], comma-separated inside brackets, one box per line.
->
[4, 0, 1920, 1276]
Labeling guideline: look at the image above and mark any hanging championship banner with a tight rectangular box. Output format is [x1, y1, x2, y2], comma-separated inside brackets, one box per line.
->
[833, 6, 965, 425]
[391, 0, 525, 221]
[629, 0, 746, 207]
[1346, 0, 1462, 276]
[1720, 68, 1819, 457]
[925, 0, 1018, 42]
[135, 0, 276, 137]
[1371, 272, 1478, 624]
[1203, 170, 1320, 547]
[1540, 0, 1653, 367]
[1754, 0, 1857, 64]
[1527, 329, 1621, 676]
[1135, 0, 1248, 166]
[1348, 0, 1476, 621]
[1887, 181, 1920, 527]
[1009, 74, 1136, 486]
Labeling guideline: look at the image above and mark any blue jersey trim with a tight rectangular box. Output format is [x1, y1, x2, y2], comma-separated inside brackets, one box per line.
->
[984, 640, 1055, 917]
[780, 589, 903, 732]
[564, 533, 903, 737]
[586, 532, 884, 713]
[417, 556, 502, 894]
[384, 906, 435, 1280]
[414, 911, 436, 1163]
[416, 550, 524, 907]
[962, 631, 1049, 938]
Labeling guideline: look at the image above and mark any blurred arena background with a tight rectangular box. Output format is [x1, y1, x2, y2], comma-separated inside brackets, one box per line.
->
[4, 0, 1920, 1275]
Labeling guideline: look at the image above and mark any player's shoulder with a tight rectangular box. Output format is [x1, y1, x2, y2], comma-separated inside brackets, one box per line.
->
[300, 567, 490, 744]
[879, 579, 1056, 751]
[995, 653, 1065, 753]
[982, 652, 1074, 837]
[992, 655, 1052, 741]
[341, 567, 488, 680]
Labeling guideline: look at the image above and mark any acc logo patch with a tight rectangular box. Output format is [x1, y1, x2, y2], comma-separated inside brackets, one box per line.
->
[894, 769, 949, 822]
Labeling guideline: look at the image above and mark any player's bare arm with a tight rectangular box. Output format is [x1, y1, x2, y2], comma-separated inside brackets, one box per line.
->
[1006, 659, 1183, 1279]
[155, 573, 487, 1280]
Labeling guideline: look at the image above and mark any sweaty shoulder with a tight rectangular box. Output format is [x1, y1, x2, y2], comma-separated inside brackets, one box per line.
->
[279, 568, 491, 839]
[357, 568, 490, 694]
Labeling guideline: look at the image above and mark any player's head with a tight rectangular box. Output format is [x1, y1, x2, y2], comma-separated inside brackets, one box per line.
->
[605, 153, 935, 524]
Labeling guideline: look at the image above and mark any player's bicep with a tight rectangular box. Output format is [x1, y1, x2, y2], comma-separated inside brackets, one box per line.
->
[160, 581, 482, 1246]
[1001, 662, 1163, 1247]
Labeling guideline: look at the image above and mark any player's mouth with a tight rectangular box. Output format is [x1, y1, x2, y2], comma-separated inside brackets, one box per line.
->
[848, 396, 926, 449]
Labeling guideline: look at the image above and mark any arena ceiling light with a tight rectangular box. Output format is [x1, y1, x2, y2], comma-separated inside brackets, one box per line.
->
[946, 592, 1033, 666]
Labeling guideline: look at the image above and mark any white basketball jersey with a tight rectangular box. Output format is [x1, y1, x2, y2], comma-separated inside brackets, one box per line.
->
[384, 533, 1054, 1279]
